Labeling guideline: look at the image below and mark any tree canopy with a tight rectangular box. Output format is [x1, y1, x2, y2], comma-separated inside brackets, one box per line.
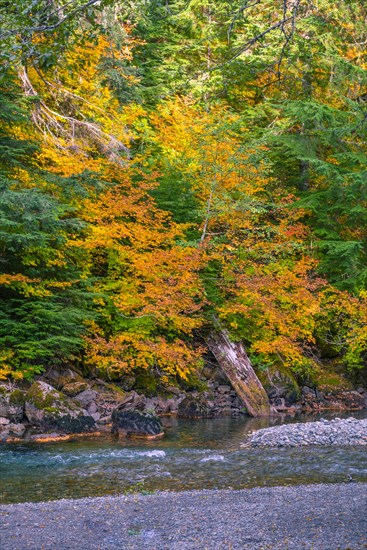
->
[1, 0, 366, 385]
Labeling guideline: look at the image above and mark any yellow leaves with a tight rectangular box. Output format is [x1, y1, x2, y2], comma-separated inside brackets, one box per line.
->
[0, 274, 45, 297]
[219, 256, 323, 373]
[85, 332, 203, 380]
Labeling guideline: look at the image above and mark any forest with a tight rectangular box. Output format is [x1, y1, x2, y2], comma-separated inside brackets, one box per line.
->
[1, 0, 366, 393]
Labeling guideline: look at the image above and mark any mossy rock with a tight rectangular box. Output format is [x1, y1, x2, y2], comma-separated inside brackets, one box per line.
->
[0, 386, 25, 422]
[44, 368, 84, 389]
[313, 370, 353, 392]
[9, 389, 26, 406]
[62, 381, 89, 397]
[258, 366, 300, 404]
[25, 381, 95, 433]
[177, 395, 215, 418]
[180, 374, 209, 393]
[42, 414, 96, 434]
[134, 372, 159, 397]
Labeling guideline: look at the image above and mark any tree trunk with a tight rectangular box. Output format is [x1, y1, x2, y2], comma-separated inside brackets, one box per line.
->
[206, 328, 270, 417]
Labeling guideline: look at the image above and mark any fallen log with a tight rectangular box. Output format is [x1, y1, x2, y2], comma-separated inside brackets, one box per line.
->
[207, 326, 270, 417]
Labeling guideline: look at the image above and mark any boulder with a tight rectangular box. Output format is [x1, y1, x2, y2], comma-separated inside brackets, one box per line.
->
[302, 388, 366, 411]
[62, 381, 89, 397]
[43, 367, 83, 390]
[72, 389, 98, 407]
[258, 366, 300, 407]
[111, 409, 163, 438]
[0, 422, 26, 440]
[0, 386, 25, 422]
[177, 394, 215, 418]
[73, 383, 129, 421]
[24, 381, 95, 434]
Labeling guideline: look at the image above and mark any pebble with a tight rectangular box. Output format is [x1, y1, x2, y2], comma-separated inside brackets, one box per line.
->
[0, 484, 366, 549]
[243, 418, 367, 448]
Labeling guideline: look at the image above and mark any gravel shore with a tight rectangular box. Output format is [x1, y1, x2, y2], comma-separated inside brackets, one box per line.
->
[243, 418, 367, 448]
[1, 483, 366, 549]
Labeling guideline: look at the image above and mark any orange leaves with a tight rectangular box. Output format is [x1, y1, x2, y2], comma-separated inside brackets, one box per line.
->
[82, 163, 205, 379]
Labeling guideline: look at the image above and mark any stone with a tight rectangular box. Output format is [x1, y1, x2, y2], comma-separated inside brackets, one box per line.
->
[217, 385, 231, 394]
[120, 376, 136, 391]
[24, 381, 95, 434]
[0, 416, 10, 426]
[177, 395, 215, 418]
[0, 386, 25, 422]
[7, 423, 26, 436]
[302, 386, 316, 397]
[97, 415, 111, 425]
[73, 389, 98, 407]
[87, 401, 98, 414]
[165, 385, 182, 396]
[62, 381, 89, 397]
[111, 409, 163, 438]
[0, 423, 26, 439]
[44, 368, 83, 390]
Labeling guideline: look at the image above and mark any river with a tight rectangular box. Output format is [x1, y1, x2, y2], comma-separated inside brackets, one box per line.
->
[1, 411, 366, 504]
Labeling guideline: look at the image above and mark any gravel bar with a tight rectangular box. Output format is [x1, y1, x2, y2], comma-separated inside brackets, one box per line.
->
[243, 418, 367, 448]
[1, 484, 366, 549]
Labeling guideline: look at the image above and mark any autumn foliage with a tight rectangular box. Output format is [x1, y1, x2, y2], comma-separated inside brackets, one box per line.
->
[1, 1, 366, 385]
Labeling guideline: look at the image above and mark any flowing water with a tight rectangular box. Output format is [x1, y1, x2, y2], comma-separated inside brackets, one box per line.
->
[1, 411, 366, 504]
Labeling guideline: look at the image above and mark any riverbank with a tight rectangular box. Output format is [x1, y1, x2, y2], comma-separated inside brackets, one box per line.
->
[1, 484, 366, 549]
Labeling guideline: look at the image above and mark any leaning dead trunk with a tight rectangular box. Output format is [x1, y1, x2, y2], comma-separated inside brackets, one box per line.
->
[207, 328, 270, 417]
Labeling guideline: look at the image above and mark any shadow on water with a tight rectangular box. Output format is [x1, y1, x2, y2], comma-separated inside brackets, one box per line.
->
[1, 411, 366, 504]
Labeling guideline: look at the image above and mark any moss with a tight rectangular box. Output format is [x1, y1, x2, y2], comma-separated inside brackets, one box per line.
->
[9, 389, 25, 405]
[134, 372, 159, 397]
[104, 383, 125, 396]
[314, 371, 353, 391]
[26, 382, 71, 411]
[43, 406, 59, 414]
[258, 364, 300, 399]
[180, 374, 208, 392]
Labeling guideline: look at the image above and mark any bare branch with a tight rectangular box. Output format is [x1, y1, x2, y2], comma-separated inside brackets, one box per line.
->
[18, 67, 130, 162]
[226, 15, 294, 64]
[0, 0, 102, 40]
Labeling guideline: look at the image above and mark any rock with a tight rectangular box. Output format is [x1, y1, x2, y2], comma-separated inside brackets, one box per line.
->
[62, 381, 89, 397]
[97, 416, 111, 425]
[302, 386, 315, 397]
[87, 401, 98, 415]
[177, 395, 215, 418]
[0, 416, 10, 426]
[165, 385, 182, 396]
[43, 367, 83, 390]
[111, 409, 163, 438]
[73, 389, 98, 407]
[0, 386, 25, 422]
[120, 376, 136, 391]
[217, 385, 231, 394]
[302, 387, 365, 411]
[0, 422, 26, 439]
[45, 415, 95, 433]
[24, 381, 95, 434]
[7, 423, 26, 436]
